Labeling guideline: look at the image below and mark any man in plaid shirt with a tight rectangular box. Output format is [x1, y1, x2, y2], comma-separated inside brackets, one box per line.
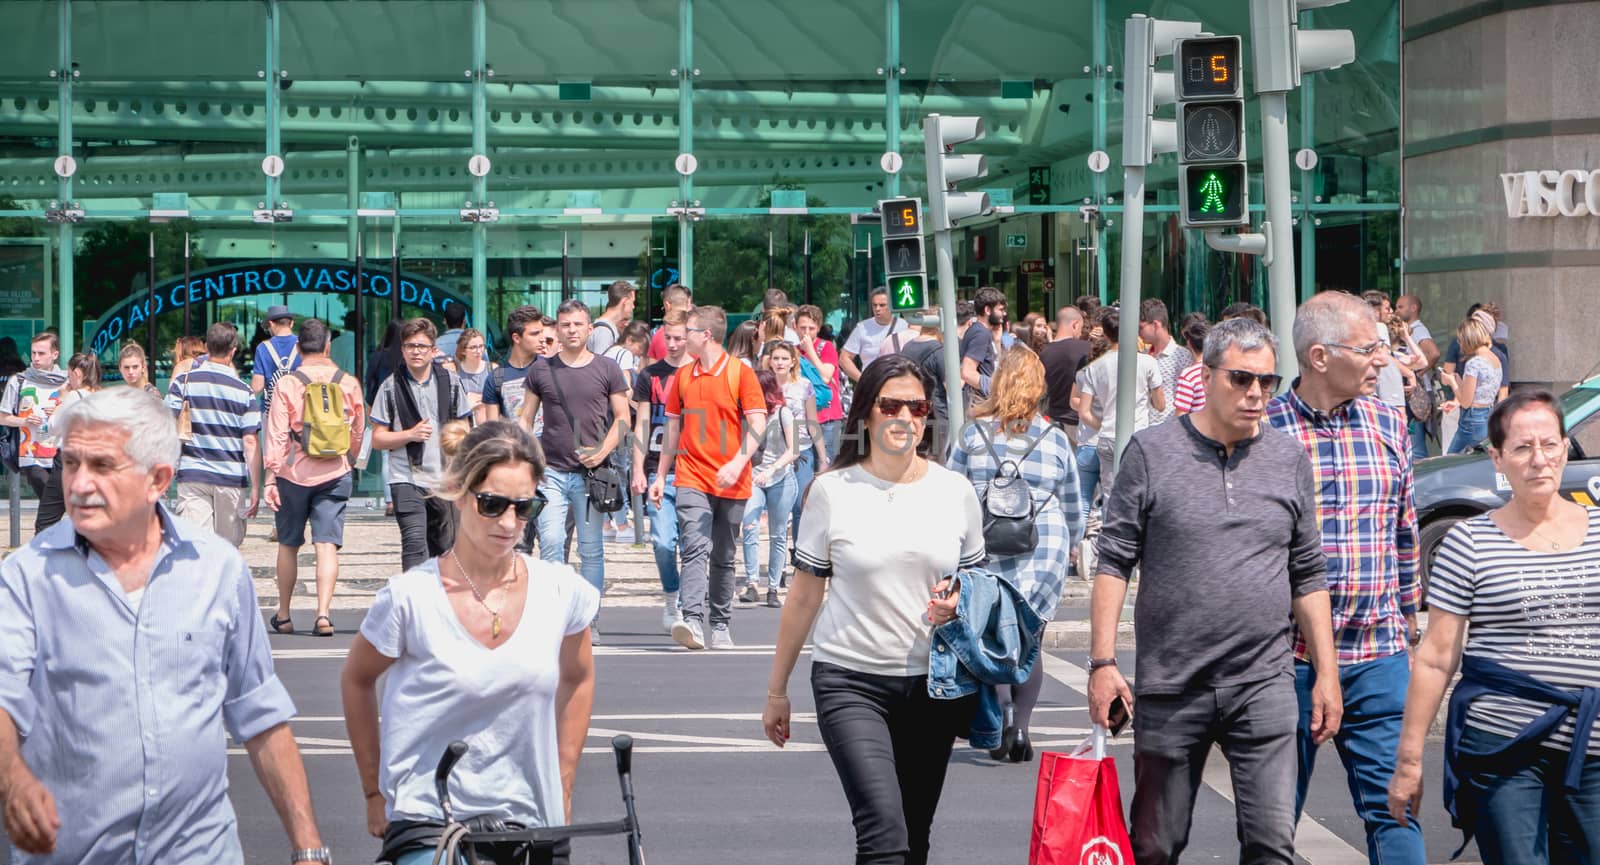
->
[1266, 291, 1425, 864]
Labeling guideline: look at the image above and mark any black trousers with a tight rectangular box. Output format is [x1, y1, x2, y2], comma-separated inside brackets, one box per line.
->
[811, 661, 978, 865]
[390, 482, 458, 572]
[27, 464, 65, 533]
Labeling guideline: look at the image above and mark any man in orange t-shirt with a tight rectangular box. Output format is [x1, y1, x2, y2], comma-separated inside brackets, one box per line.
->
[650, 305, 767, 650]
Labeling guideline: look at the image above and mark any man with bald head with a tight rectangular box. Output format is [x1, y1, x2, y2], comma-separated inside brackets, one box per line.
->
[1265, 291, 1425, 864]
[1041, 306, 1091, 443]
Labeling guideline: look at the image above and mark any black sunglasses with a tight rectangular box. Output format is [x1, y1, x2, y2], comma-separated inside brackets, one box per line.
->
[875, 396, 933, 418]
[474, 491, 546, 521]
[1209, 366, 1283, 393]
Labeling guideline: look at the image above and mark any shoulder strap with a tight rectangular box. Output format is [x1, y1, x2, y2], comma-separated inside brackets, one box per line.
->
[972, 419, 1007, 468]
[290, 368, 311, 387]
[435, 368, 454, 421]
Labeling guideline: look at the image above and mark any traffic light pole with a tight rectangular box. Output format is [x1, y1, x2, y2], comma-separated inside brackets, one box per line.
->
[1259, 90, 1299, 385]
[1112, 165, 1145, 466]
[931, 225, 964, 437]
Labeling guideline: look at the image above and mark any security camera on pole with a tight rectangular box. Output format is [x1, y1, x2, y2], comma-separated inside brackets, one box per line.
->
[922, 114, 991, 434]
[1249, 0, 1355, 383]
[1115, 14, 1199, 465]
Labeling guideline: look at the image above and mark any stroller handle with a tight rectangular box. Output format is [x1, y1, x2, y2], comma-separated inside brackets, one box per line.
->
[434, 740, 469, 821]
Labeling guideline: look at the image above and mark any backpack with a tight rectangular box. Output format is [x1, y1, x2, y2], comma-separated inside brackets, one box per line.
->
[973, 422, 1053, 557]
[261, 339, 300, 407]
[799, 355, 835, 410]
[292, 369, 352, 458]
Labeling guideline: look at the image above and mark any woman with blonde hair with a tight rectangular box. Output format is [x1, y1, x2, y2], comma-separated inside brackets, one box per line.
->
[118, 343, 160, 395]
[949, 346, 1085, 762]
[1441, 315, 1503, 454]
[343, 420, 596, 864]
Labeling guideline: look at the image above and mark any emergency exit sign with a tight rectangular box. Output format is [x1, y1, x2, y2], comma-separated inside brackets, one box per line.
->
[1005, 234, 1028, 248]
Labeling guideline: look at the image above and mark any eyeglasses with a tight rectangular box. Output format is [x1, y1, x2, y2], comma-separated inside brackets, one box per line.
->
[685, 326, 710, 335]
[875, 396, 933, 418]
[1504, 441, 1566, 462]
[1209, 366, 1283, 393]
[402, 342, 435, 353]
[1324, 341, 1389, 357]
[474, 491, 546, 521]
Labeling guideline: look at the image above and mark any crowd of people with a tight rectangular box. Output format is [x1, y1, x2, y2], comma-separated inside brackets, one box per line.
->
[0, 279, 1590, 865]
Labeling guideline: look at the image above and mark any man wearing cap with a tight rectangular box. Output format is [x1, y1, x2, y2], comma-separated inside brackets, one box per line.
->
[253, 306, 301, 544]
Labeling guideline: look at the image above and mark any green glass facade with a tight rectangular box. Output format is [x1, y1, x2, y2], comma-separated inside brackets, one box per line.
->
[0, 0, 1402, 366]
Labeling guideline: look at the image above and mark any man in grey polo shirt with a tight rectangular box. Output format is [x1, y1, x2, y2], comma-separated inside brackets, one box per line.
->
[1086, 318, 1343, 865]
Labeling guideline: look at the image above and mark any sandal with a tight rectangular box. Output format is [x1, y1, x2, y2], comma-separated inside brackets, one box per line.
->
[312, 615, 335, 637]
[269, 614, 294, 635]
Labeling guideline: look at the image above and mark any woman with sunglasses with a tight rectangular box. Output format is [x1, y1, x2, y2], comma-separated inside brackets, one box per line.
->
[342, 420, 598, 864]
[764, 354, 985, 865]
[949, 346, 1084, 763]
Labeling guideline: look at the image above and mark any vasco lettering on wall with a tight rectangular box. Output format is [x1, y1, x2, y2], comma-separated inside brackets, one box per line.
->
[1500, 169, 1600, 218]
[88, 260, 470, 354]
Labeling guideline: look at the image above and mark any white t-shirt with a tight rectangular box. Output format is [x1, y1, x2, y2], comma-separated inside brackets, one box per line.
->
[793, 463, 985, 676]
[1076, 352, 1163, 442]
[1374, 327, 1405, 408]
[843, 317, 907, 369]
[360, 556, 601, 824]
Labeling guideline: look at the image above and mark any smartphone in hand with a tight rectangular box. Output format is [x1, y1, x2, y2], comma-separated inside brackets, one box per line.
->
[1107, 696, 1131, 737]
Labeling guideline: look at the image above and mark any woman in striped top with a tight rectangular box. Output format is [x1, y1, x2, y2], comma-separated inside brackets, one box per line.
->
[1387, 390, 1600, 863]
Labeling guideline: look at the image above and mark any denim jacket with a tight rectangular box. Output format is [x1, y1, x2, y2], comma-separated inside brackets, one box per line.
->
[927, 567, 1045, 749]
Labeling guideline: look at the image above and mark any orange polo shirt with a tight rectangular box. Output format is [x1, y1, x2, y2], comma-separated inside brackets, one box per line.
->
[665, 352, 766, 499]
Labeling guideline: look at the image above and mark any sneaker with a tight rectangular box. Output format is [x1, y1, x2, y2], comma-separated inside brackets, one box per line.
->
[780, 570, 791, 588]
[709, 623, 736, 650]
[612, 521, 632, 538]
[672, 618, 705, 650]
[737, 584, 760, 604]
[661, 593, 683, 633]
[765, 589, 783, 609]
[589, 623, 601, 646]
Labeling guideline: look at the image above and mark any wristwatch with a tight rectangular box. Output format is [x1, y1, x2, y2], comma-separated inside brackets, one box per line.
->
[1087, 656, 1118, 671]
[292, 848, 332, 865]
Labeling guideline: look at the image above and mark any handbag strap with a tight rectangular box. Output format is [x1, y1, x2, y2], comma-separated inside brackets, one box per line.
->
[974, 419, 1049, 477]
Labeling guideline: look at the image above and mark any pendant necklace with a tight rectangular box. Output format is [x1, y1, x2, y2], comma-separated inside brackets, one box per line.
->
[450, 549, 517, 639]
[1528, 524, 1564, 551]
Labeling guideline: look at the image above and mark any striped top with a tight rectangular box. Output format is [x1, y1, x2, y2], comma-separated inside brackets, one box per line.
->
[165, 361, 260, 488]
[1429, 508, 1600, 755]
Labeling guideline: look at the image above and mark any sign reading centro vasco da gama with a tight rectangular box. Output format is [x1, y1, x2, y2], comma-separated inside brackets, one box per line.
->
[89, 260, 469, 354]
[1501, 169, 1600, 218]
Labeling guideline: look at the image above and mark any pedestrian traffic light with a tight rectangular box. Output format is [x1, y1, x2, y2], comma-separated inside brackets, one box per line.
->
[1122, 14, 1202, 168]
[921, 115, 992, 231]
[1250, 0, 1356, 93]
[1176, 35, 1249, 229]
[879, 196, 928, 311]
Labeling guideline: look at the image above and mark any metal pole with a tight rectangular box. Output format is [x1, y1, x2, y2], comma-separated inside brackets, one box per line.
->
[347, 136, 360, 263]
[1260, 91, 1298, 384]
[767, 230, 774, 292]
[1113, 166, 1145, 465]
[353, 230, 364, 383]
[1299, 71, 1317, 304]
[182, 232, 191, 336]
[470, 0, 488, 330]
[147, 232, 157, 362]
[676, 0, 695, 288]
[56, 0, 74, 357]
[1092, 0, 1109, 303]
[391, 217, 402, 323]
[265, 0, 281, 212]
[803, 229, 813, 306]
[884, 0, 901, 197]
[924, 115, 965, 438]
[561, 231, 571, 301]
[8, 470, 18, 550]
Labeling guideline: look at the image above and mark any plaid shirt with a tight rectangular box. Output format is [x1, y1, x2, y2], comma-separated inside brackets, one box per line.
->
[1266, 387, 1420, 664]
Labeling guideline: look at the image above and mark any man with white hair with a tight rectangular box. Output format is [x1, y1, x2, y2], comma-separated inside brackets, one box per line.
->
[0, 388, 329, 865]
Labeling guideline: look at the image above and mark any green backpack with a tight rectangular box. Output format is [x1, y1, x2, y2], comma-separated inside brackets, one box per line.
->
[292, 369, 352, 458]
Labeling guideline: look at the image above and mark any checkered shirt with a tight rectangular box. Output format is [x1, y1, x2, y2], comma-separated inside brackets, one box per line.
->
[1266, 387, 1420, 665]
[948, 416, 1085, 621]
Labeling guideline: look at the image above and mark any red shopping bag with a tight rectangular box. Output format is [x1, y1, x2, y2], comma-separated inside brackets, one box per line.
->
[1029, 729, 1134, 865]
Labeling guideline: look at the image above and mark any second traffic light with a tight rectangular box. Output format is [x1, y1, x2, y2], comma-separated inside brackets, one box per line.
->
[1176, 35, 1250, 229]
[879, 196, 928, 311]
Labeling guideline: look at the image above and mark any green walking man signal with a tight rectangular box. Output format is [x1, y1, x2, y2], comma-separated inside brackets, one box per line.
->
[1199, 171, 1227, 213]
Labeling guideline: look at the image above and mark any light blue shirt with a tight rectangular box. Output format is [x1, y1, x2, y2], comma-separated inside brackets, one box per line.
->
[0, 507, 296, 864]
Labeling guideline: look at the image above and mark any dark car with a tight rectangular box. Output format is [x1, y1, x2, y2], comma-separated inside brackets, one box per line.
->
[1414, 374, 1600, 598]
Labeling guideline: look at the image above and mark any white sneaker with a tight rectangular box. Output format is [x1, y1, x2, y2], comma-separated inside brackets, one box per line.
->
[661, 592, 683, 633]
[709, 623, 736, 650]
[672, 618, 705, 650]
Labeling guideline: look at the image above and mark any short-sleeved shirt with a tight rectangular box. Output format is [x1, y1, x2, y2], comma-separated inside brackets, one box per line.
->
[369, 368, 474, 489]
[524, 355, 628, 474]
[1463, 354, 1503, 407]
[1429, 509, 1600, 754]
[1077, 351, 1163, 441]
[1041, 338, 1092, 424]
[843, 317, 907, 370]
[253, 335, 302, 404]
[752, 405, 795, 479]
[960, 325, 998, 400]
[1150, 340, 1194, 423]
[0, 370, 64, 469]
[781, 378, 816, 445]
[632, 358, 685, 478]
[665, 352, 767, 499]
[166, 360, 260, 488]
[1173, 361, 1207, 414]
[360, 556, 600, 825]
[481, 359, 534, 422]
[793, 463, 986, 676]
[808, 339, 845, 424]
[588, 319, 620, 355]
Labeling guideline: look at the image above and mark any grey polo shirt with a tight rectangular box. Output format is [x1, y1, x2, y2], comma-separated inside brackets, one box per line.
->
[1097, 416, 1328, 696]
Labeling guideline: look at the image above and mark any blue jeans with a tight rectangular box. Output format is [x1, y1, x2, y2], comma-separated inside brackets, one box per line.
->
[821, 419, 842, 462]
[1294, 652, 1425, 864]
[1407, 419, 1430, 462]
[1459, 725, 1600, 865]
[1075, 442, 1101, 521]
[536, 469, 606, 600]
[1448, 405, 1490, 455]
[742, 470, 799, 589]
[646, 472, 680, 594]
[791, 446, 818, 544]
